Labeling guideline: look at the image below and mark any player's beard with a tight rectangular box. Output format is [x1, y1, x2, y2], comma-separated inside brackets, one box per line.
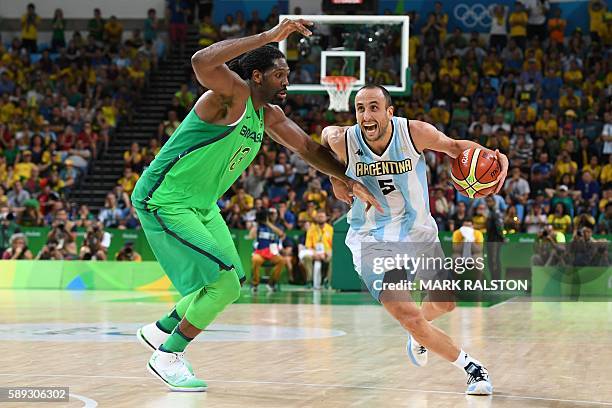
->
[268, 87, 287, 104]
[361, 119, 390, 142]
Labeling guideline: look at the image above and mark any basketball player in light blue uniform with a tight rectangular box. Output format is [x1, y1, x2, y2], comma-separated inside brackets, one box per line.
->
[323, 85, 508, 395]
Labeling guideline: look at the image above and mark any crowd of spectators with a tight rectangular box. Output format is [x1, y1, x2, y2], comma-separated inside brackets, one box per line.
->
[406, 0, 612, 238]
[0, 3, 161, 258]
[2, 2, 611, 272]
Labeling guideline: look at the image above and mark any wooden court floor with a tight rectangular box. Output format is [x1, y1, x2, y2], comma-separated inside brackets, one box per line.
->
[0, 289, 610, 407]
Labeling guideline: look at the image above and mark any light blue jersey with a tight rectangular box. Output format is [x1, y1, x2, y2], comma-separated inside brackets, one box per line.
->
[345, 117, 439, 243]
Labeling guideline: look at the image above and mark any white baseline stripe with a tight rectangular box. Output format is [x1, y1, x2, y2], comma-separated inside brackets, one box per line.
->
[0, 373, 609, 406]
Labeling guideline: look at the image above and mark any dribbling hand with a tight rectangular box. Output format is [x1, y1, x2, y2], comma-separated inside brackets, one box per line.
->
[265, 18, 313, 43]
[493, 149, 509, 194]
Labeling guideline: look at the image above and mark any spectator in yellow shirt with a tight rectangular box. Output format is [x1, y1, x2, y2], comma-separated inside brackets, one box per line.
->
[230, 186, 254, 213]
[582, 155, 602, 181]
[12, 150, 36, 182]
[582, 72, 605, 98]
[554, 150, 578, 184]
[563, 59, 583, 88]
[409, 34, 420, 65]
[514, 101, 537, 123]
[547, 203, 573, 234]
[535, 109, 558, 137]
[198, 15, 219, 47]
[104, 15, 124, 52]
[559, 87, 581, 111]
[123, 142, 144, 171]
[302, 179, 327, 209]
[482, 53, 503, 77]
[298, 201, 318, 228]
[299, 209, 334, 288]
[101, 96, 118, 128]
[413, 71, 433, 103]
[117, 167, 140, 195]
[21, 4, 40, 53]
[601, 154, 612, 184]
[439, 56, 461, 81]
[588, 0, 606, 41]
[509, 2, 528, 49]
[434, 1, 449, 42]
[0, 94, 15, 124]
[429, 100, 451, 130]
[127, 58, 146, 89]
[452, 219, 484, 264]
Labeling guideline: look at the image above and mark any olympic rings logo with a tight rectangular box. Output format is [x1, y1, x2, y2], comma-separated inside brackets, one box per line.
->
[453, 3, 495, 29]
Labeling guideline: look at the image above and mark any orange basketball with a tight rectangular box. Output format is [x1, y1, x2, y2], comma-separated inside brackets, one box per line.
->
[450, 148, 501, 198]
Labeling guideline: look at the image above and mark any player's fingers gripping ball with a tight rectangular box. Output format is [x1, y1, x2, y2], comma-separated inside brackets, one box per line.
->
[451, 148, 501, 198]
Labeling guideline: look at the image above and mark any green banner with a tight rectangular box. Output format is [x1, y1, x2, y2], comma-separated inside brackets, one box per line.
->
[0, 260, 172, 291]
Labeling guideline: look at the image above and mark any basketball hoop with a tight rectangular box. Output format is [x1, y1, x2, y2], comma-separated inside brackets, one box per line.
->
[321, 76, 357, 112]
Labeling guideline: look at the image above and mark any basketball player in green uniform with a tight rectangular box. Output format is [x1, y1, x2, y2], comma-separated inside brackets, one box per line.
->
[132, 18, 381, 391]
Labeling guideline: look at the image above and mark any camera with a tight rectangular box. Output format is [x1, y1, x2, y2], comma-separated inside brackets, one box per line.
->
[57, 222, 65, 230]
[255, 209, 269, 224]
[0, 212, 14, 222]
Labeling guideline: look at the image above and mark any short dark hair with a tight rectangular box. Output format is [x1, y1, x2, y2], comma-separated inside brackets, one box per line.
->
[356, 84, 393, 108]
[227, 45, 285, 80]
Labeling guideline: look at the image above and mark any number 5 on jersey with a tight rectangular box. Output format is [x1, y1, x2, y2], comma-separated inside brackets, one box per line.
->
[378, 178, 396, 195]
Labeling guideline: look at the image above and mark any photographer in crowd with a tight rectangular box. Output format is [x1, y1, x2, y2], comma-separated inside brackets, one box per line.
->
[0, 206, 20, 255]
[2, 233, 33, 260]
[79, 221, 111, 260]
[115, 241, 142, 261]
[36, 239, 65, 260]
[47, 208, 78, 259]
[249, 208, 285, 293]
[569, 225, 609, 266]
[532, 224, 566, 266]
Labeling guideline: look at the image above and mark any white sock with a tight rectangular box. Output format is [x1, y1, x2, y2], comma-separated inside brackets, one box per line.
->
[452, 349, 479, 371]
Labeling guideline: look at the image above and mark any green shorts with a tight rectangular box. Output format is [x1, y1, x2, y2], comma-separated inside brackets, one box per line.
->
[137, 206, 245, 296]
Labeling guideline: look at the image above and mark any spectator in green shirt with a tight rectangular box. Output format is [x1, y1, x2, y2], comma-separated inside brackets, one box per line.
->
[88, 8, 105, 44]
[51, 8, 66, 51]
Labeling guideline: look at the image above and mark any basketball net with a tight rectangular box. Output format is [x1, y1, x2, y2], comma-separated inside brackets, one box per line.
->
[321, 76, 357, 112]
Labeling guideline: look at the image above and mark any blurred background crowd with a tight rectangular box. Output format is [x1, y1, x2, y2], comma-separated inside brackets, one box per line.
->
[0, 1, 610, 270]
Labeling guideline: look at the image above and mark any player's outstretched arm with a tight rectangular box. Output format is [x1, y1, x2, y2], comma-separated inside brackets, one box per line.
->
[191, 18, 313, 97]
[409, 120, 509, 194]
[265, 106, 382, 212]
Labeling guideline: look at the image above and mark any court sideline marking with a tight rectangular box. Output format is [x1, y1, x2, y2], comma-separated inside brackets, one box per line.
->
[0, 373, 609, 406]
[70, 393, 98, 408]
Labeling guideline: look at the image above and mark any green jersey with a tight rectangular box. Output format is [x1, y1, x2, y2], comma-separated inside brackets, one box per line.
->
[132, 96, 264, 210]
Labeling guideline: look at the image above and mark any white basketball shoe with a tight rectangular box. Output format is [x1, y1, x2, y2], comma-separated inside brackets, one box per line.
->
[148, 349, 207, 392]
[137, 322, 193, 374]
[406, 333, 428, 367]
[464, 361, 493, 395]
